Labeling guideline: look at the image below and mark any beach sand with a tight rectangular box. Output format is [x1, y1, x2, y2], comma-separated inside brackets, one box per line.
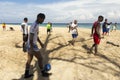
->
[0, 25, 120, 80]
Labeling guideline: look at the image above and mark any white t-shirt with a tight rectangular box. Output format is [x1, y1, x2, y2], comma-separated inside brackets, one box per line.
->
[28, 22, 39, 45]
[70, 23, 78, 34]
[21, 22, 28, 34]
[107, 25, 111, 29]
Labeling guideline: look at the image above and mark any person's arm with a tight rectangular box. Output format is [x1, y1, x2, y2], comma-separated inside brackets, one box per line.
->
[76, 28, 78, 35]
[50, 23, 52, 30]
[30, 33, 34, 49]
[21, 25, 25, 33]
[107, 22, 112, 25]
[37, 37, 44, 48]
[73, 24, 78, 29]
[91, 25, 94, 37]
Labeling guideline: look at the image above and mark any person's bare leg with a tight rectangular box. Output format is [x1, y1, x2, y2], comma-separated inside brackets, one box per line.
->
[24, 52, 34, 78]
[34, 51, 43, 69]
[94, 44, 98, 55]
[71, 38, 75, 45]
[90, 44, 95, 53]
[34, 51, 50, 77]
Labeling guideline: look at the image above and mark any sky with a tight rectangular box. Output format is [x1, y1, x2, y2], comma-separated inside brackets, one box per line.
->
[0, 0, 120, 23]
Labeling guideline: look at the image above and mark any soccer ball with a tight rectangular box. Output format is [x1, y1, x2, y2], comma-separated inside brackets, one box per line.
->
[44, 64, 51, 71]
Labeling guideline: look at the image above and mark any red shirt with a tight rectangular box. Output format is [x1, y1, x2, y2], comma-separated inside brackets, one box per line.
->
[93, 21, 100, 34]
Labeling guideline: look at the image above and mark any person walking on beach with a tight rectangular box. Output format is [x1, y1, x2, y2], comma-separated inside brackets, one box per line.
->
[21, 17, 28, 52]
[102, 19, 111, 36]
[70, 20, 78, 45]
[2, 23, 6, 31]
[24, 13, 50, 78]
[111, 22, 117, 32]
[90, 15, 104, 55]
[46, 22, 52, 34]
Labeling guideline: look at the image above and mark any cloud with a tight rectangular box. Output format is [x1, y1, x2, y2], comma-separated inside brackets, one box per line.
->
[0, 0, 120, 23]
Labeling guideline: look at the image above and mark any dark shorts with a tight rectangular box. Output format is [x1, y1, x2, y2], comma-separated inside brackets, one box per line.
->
[47, 29, 51, 32]
[72, 34, 78, 38]
[23, 34, 28, 42]
[102, 28, 107, 33]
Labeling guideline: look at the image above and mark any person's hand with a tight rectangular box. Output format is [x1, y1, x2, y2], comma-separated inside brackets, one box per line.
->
[99, 35, 102, 39]
[76, 32, 78, 36]
[100, 36, 104, 39]
[90, 34, 93, 37]
[77, 33, 78, 36]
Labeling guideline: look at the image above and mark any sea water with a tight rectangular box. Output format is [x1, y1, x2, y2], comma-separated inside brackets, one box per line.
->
[4, 23, 120, 30]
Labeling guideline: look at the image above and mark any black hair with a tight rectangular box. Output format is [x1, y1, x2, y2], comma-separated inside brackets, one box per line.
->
[37, 13, 45, 19]
[105, 18, 107, 21]
[24, 17, 28, 21]
[98, 15, 103, 19]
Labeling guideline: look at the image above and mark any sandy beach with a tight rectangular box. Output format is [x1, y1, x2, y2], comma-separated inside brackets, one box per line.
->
[0, 25, 120, 80]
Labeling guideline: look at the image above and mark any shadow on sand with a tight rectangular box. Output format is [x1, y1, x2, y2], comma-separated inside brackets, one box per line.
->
[50, 43, 120, 77]
[12, 34, 51, 80]
[106, 41, 119, 47]
[13, 36, 120, 79]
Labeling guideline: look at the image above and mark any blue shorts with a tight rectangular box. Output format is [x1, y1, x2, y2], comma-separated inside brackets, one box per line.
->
[103, 28, 107, 33]
[72, 34, 78, 38]
[27, 44, 40, 52]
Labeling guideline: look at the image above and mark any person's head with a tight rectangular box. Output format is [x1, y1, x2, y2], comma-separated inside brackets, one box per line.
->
[48, 22, 50, 24]
[98, 15, 104, 22]
[105, 18, 107, 22]
[74, 20, 77, 24]
[36, 13, 45, 24]
[24, 17, 28, 23]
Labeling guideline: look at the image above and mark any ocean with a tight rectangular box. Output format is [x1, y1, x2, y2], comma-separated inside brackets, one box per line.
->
[5, 23, 120, 30]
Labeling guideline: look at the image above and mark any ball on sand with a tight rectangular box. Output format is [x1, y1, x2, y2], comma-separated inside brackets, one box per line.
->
[44, 64, 51, 71]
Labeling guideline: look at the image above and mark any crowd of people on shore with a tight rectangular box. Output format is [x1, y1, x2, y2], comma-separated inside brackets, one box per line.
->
[67, 17, 118, 55]
[1, 22, 15, 31]
[102, 19, 117, 36]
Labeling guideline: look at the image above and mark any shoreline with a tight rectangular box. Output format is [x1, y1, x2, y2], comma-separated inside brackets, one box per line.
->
[1, 24, 120, 31]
